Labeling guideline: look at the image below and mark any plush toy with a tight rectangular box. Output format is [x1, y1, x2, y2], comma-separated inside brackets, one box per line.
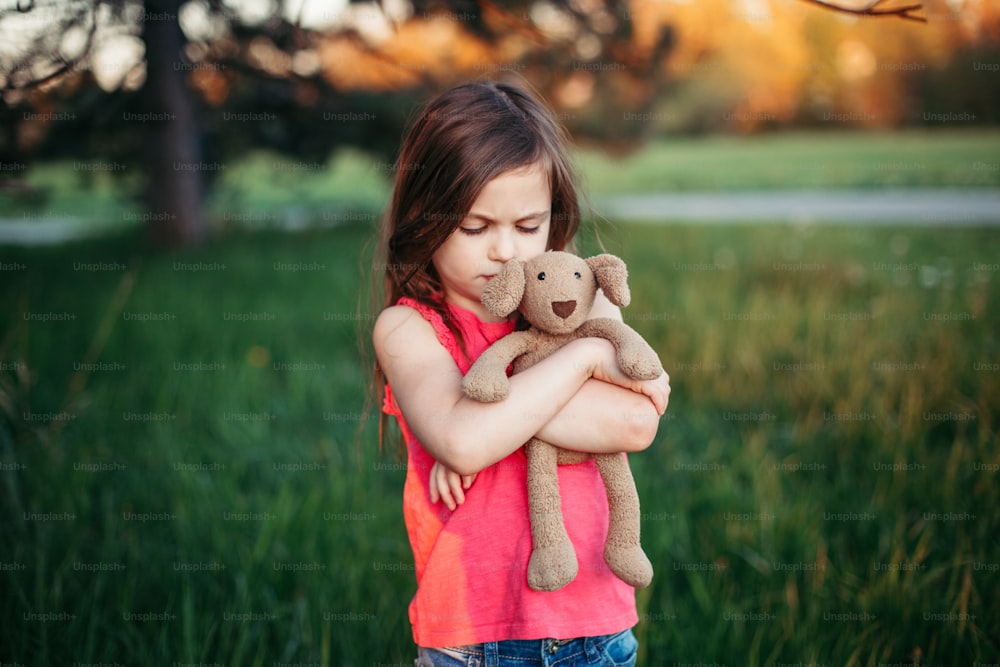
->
[461, 251, 663, 592]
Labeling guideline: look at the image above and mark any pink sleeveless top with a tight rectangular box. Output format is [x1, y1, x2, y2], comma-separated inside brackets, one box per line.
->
[383, 297, 637, 648]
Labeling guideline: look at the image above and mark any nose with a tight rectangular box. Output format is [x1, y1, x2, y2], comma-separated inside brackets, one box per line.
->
[489, 227, 517, 263]
[552, 300, 576, 319]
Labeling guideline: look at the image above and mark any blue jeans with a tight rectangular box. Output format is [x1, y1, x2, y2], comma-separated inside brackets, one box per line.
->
[415, 628, 638, 666]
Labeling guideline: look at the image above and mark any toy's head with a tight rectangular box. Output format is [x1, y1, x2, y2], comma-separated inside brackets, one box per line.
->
[482, 251, 631, 335]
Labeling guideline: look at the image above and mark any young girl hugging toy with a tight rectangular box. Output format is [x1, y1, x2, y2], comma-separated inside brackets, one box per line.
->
[372, 79, 671, 667]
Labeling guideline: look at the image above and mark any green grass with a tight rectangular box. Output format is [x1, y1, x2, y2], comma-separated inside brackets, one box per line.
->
[1, 221, 997, 665]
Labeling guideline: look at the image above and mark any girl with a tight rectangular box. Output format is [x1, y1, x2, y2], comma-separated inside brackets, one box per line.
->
[371, 79, 670, 666]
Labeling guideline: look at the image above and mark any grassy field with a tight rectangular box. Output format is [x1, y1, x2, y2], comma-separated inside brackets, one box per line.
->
[1, 218, 997, 665]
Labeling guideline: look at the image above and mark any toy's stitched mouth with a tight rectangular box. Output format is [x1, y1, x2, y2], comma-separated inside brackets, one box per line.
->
[552, 300, 576, 319]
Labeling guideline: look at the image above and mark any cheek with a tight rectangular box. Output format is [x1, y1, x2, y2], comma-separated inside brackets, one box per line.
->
[433, 236, 477, 279]
[541, 224, 555, 251]
[431, 234, 460, 270]
[428, 249, 444, 278]
[526, 225, 552, 255]
[534, 235, 551, 256]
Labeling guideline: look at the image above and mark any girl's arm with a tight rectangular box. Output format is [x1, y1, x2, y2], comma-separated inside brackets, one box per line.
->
[536, 375, 667, 454]
[374, 303, 663, 477]
[429, 371, 668, 510]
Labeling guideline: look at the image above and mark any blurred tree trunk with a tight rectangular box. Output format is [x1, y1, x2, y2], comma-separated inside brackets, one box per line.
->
[141, 0, 205, 247]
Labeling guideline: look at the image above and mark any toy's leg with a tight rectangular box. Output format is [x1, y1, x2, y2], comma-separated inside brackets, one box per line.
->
[526, 438, 578, 591]
[594, 453, 653, 588]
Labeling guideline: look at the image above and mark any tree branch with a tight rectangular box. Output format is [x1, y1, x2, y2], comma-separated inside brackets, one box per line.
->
[798, 0, 926, 23]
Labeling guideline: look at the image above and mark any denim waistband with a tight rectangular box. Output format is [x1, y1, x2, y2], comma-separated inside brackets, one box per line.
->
[427, 628, 628, 662]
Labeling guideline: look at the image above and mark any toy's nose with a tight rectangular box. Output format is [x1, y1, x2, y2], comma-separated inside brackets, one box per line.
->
[552, 300, 576, 319]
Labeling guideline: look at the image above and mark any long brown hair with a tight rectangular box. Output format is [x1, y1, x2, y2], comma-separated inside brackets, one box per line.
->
[370, 78, 584, 453]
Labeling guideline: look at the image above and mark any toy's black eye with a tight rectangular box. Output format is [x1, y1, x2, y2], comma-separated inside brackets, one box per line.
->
[574, 272, 582, 279]
[537, 272, 546, 280]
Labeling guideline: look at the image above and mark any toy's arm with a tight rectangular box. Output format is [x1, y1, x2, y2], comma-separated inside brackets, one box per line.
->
[575, 318, 664, 381]
[461, 331, 535, 402]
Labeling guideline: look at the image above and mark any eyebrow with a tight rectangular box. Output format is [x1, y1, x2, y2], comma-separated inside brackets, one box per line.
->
[465, 210, 550, 224]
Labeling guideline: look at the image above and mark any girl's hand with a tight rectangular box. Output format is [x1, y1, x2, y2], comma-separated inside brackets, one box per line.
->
[642, 370, 671, 415]
[428, 460, 477, 511]
[607, 369, 670, 415]
[586, 339, 671, 413]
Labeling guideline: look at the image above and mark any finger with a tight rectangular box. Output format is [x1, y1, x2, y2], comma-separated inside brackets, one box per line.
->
[429, 464, 440, 504]
[439, 483, 455, 510]
[652, 391, 667, 415]
[462, 473, 477, 490]
[442, 489, 456, 511]
[642, 381, 666, 414]
[654, 373, 670, 413]
[438, 469, 457, 510]
[448, 473, 466, 506]
[433, 465, 456, 509]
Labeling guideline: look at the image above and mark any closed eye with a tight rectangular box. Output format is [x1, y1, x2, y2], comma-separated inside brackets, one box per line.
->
[458, 225, 540, 236]
[461, 210, 549, 236]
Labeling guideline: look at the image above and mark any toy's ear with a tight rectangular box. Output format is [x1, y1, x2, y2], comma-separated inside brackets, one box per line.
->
[482, 259, 526, 318]
[586, 254, 630, 307]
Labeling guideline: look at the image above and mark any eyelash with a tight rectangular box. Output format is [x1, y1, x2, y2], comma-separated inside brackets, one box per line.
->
[459, 226, 541, 236]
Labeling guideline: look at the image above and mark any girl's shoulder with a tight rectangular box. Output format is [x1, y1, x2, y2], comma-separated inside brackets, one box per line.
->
[374, 297, 442, 328]
[373, 303, 432, 346]
[373, 302, 465, 422]
[372, 301, 456, 360]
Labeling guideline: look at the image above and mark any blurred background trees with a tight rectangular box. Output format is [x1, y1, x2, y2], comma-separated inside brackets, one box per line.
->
[1, 0, 998, 246]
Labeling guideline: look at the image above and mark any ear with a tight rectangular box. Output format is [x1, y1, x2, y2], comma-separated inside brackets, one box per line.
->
[585, 254, 630, 307]
[482, 259, 526, 317]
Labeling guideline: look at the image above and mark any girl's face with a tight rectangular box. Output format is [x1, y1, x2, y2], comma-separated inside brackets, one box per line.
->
[431, 162, 552, 321]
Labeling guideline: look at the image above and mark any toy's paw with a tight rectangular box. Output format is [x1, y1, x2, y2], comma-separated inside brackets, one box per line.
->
[617, 348, 664, 382]
[605, 544, 653, 589]
[527, 541, 579, 592]
[461, 370, 510, 403]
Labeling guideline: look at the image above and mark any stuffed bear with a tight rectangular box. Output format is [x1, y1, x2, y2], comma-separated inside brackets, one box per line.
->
[461, 250, 663, 592]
